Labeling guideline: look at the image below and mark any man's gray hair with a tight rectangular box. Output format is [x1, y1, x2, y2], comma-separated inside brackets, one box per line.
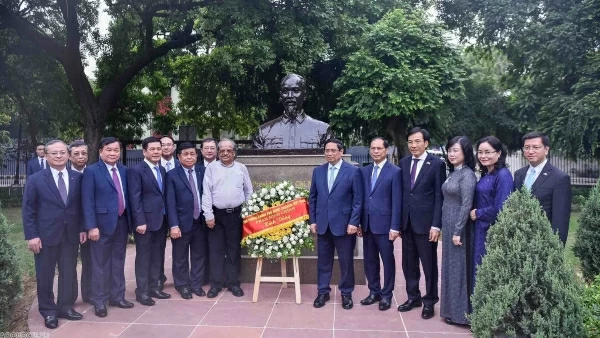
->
[217, 138, 237, 151]
[68, 141, 88, 154]
[45, 140, 68, 153]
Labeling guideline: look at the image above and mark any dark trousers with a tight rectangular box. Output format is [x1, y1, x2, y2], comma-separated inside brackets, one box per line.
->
[363, 229, 396, 298]
[402, 219, 439, 306]
[35, 231, 78, 317]
[201, 217, 210, 285]
[208, 207, 242, 289]
[317, 228, 356, 296]
[134, 227, 163, 296]
[80, 241, 92, 301]
[159, 216, 168, 286]
[172, 218, 207, 290]
[90, 214, 129, 307]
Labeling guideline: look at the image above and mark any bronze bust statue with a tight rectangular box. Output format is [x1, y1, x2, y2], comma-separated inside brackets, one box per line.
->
[253, 74, 333, 149]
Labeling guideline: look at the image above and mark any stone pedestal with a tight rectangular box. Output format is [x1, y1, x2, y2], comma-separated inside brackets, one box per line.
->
[235, 153, 365, 285]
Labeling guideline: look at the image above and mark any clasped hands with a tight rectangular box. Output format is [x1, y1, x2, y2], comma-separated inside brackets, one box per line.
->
[309, 223, 401, 242]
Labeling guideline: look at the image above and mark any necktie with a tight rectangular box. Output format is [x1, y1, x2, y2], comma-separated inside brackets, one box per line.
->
[189, 169, 201, 219]
[154, 166, 163, 192]
[371, 165, 379, 192]
[328, 166, 336, 192]
[410, 158, 420, 189]
[40, 159, 44, 169]
[111, 168, 125, 216]
[57, 172, 67, 204]
[166, 162, 172, 172]
[525, 168, 536, 189]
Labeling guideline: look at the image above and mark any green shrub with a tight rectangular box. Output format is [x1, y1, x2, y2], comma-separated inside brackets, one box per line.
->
[583, 275, 600, 337]
[470, 188, 586, 337]
[0, 209, 23, 331]
[574, 181, 600, 282]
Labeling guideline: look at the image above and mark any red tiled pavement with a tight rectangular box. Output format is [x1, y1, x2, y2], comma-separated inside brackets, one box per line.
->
[27, 240, 472, 337]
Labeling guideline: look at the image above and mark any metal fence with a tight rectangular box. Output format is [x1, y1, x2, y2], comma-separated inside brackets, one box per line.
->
[2, 148, 599, 187]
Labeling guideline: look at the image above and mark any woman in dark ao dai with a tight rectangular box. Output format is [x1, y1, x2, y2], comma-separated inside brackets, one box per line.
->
[440, 136, 477, 326]
[470, 136, 514, 292]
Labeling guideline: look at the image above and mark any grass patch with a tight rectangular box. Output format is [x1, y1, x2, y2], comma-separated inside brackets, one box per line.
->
[3, 207, 34, 277]
[566, 212, 581, 272]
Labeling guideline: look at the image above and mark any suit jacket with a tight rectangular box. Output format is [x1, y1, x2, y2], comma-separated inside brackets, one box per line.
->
[400, 153, 446, 234]
[514, 162, 571, 244]
[127, 161, 167, 232]
[165, 164, 205, 233]
[22, 168, 83, 246]
[308, 160, 363, 236]
[82, 161, 132, 234]
[26, 157, 43, 177]
[360, 161, 402, 234]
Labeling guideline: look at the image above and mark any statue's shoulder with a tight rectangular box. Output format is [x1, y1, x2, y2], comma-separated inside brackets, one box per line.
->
[304, 115, 330, 130]
[259, 116, 284, 130]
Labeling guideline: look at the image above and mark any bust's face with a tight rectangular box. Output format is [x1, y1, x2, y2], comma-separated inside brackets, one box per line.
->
[280, 76, 305, 117]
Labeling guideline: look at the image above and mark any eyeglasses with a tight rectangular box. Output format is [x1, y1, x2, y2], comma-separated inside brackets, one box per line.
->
[219, 149, 234, 154]
[522, 146, 544, 152]
[477, 150, 498, 156]
[407, 140, 423, 145]
[71, 152, 88, 157]
[324, 149, 339, 154]
[48, 151, 67, 156]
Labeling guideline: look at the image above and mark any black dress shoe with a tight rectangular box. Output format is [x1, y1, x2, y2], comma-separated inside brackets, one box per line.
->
[178, 287, 193, 299]
[341, 295, 353, 310]
[313, 293, 330, 308]
[136, 295, 156, 306]
[360, 294, 381, 305]
[227, 286, 244, 297]
[149, 290, 171, 299]
[379, 298, 392, 311]
[207, 287, 222, 298]
[397, 299, 422, 312]
[95, 305, 107, 318]
[421, 305, 435, 319]
[58, 309, 83, 320]
[108, 300, 134, 308]
[445, 318, 470, 327]
[192, 288, 206, 297]
[44, 315, 58, 329]
[157, 281, 164, 291]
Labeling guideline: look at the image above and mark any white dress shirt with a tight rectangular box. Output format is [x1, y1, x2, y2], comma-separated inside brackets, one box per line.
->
[371, 158, 387, 180]
[161, 157, 176, 172]
[49, 167, 69, 194]
[144, 159, 161, 181]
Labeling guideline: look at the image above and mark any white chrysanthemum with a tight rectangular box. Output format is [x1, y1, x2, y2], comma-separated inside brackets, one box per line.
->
[251, 253, 257, 258]
[259, 201, 265, 206]
[303, 232, 308, 238]
[270, 188, 276, 195]
[294, 194, 300, 199]
[276, 252, 282, 258]
[253, 206, 260, 212]
[254, 245, 259, 250]
[291, 240, 296, 245]
[246, 239, 252, 245]
[252, 193, 257, 198]
[282, 236, 288, 243]
[265, 249, 271, 255]
[288, 186, 294, 191]
[261, 188, 268, 194]
[286, 243, 292, 249]
[299, 239, 304, 244]
[273, 245, 279, 250]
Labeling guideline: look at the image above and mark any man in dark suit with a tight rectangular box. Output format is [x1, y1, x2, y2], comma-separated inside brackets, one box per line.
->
[514, 131, 572, 244]
[359, 137, 402, 311]
[82, 137, 134, 317]
[67, 141, 91, 304]
[158, 135, 179, 290]
[22, 140, 87, 329]
[398, 127, 446, 319]
[165, 142, 208, 299]
[128, 137, 171, 306]
[26, 142, 47, 177]
[309, 139, 363, 310]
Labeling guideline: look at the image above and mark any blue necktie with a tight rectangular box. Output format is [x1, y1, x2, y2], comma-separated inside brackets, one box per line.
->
[154, 166, 163, 192]
[328, 167, 336, 192]
[371, 165, 379, 192]
[524, 168, 536, 190]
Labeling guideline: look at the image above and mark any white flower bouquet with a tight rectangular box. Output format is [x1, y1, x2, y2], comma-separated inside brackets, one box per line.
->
[241, 181, 314, 260]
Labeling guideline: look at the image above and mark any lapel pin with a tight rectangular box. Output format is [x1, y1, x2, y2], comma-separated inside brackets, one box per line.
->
[543, 173, 547, 176]
[426, 162, 431, 165]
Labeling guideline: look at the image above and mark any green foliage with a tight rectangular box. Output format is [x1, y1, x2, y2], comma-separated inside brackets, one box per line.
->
[0, 208, 22, 331]
[0, 188, 23, 208]
[437, 0, 600, 157]
[574, 181, 600, 282]
[470, 188, 586, 337]
[583, 275, 600, 337]
[331, 8, 464, 149]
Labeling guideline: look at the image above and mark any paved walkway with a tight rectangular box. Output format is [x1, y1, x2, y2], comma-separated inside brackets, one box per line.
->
[28, 240, 472, 338]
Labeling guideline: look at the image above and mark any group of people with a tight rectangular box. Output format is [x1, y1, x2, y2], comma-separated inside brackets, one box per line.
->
[23, 127, 571, 330]
[24, 136, 255, 329]
[308, 128, 571, 329]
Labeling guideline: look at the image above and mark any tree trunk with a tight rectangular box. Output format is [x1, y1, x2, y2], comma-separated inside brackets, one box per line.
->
[83, 105, 106, 164]
[386, 116, 409, 159]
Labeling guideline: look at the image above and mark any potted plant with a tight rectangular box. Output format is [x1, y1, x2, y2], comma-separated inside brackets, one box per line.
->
[470, 188, 586, 337]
